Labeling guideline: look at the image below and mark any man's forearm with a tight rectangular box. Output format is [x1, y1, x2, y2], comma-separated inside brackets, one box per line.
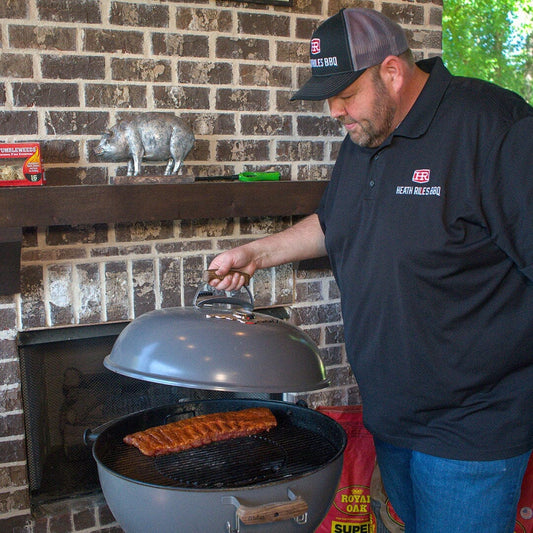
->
[247, 214, 327, 269]
[207, 214, 327, 290]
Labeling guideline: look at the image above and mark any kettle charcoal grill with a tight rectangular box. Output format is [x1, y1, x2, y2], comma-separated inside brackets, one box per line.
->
[86, 282, 347, 532]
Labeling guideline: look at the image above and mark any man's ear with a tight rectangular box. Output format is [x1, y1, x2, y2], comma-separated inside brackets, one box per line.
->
[379, 55, 405, 93]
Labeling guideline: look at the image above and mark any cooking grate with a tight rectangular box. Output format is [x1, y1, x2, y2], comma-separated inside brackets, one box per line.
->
[154, 434, 287, 488]
[95, 405, 340, 489]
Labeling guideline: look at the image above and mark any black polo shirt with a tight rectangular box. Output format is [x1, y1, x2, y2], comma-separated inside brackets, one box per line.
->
[317, 57, 533, 460]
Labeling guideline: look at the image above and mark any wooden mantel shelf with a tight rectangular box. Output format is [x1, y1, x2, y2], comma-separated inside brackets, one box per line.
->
[0, 180, 327, 228]
[0, 180, 327, 295]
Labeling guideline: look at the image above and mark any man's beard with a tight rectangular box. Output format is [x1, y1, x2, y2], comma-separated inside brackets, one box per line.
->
[347, 70, 396, 148]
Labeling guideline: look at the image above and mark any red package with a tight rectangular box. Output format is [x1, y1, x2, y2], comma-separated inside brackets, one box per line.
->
[0, 142, 44, 186]
[515, 453, 533, 533]
[316, 406, 378, 533]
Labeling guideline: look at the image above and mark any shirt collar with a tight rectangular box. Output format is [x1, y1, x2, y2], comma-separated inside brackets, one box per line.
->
[394, 56, 452, 139]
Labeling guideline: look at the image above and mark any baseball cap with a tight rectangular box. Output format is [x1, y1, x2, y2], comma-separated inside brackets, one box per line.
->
[291, 8, 409, 101]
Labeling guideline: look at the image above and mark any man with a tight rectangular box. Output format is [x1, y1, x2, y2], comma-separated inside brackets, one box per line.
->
[208, 8, 533, 532]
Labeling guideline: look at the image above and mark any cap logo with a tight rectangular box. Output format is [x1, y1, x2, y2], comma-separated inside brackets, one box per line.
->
[412, 169, 430, 184]
[311, 38, 321, 55]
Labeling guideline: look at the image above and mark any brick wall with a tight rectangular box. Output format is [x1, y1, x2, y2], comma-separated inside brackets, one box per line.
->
[0, 0, 442, 530]
[0, 0, 442, 183]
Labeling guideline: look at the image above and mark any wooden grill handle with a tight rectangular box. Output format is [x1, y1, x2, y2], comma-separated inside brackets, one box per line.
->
[236, 496, 308, 525]
[202, 269, 251, 286]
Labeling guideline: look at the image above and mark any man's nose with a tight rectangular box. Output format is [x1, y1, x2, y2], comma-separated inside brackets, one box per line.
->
[327, 97, 345, 119]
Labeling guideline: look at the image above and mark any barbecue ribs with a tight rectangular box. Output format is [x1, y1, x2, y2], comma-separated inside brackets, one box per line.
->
[123, 407, 277, 456]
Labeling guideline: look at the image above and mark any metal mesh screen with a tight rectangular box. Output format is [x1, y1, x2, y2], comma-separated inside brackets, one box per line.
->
[18, 323, 277, 504]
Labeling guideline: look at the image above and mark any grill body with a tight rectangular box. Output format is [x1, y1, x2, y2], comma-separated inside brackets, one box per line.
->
[90, 399, 346, 532]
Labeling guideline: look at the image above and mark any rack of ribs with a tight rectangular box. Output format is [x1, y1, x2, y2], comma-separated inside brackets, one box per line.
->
[123, 407, 277, 456]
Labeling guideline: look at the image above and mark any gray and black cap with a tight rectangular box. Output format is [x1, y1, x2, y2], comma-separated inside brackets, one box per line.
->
[291, 8, 409, 101]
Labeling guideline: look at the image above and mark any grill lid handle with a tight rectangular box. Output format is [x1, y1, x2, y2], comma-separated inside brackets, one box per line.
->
[194, 279, 254, 313]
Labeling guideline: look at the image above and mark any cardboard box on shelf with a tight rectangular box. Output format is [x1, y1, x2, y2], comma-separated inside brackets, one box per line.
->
[0, 143, 44, 186]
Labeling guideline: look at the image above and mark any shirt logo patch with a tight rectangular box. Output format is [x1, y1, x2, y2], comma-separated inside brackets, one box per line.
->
[412, 169, 430, 183]
[311, 39, 321, 55]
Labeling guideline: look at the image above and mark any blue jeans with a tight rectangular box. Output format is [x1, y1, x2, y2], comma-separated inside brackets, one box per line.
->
[374, 438, 531, 533]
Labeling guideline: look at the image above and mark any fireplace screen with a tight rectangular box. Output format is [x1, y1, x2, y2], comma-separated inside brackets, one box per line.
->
[18, 323, 278, 505]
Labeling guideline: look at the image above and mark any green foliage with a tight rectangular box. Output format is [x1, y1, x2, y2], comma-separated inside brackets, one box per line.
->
[442, 0, 533, 104]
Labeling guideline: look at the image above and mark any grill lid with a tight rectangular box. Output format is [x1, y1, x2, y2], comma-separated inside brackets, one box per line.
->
[104, 283, 329, 393]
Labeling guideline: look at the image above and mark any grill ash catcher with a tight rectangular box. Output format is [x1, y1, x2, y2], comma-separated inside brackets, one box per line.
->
[85, 273, 347, 533]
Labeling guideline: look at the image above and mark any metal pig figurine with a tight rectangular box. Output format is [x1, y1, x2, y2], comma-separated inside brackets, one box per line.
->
[94, 113, 195, 176]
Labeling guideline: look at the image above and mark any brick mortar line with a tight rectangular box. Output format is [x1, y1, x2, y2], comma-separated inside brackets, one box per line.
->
[0, 410, 23, 417]
[0, 433, 24, 443]
[0, 510, 30, 520]
[0, 460, 26, 467]
[0, 484, 29, 494]
[0, 382, 20, 391]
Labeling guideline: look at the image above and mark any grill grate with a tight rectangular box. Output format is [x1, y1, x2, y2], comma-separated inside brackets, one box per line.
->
[97, 409, 339, 489]
[154, 434, 287, 488]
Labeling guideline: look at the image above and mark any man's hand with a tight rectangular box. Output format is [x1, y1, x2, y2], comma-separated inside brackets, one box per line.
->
[207, 248, 257, 291]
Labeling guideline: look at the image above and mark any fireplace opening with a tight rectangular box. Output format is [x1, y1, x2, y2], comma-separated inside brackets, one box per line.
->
[18, 322, 280, 506]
